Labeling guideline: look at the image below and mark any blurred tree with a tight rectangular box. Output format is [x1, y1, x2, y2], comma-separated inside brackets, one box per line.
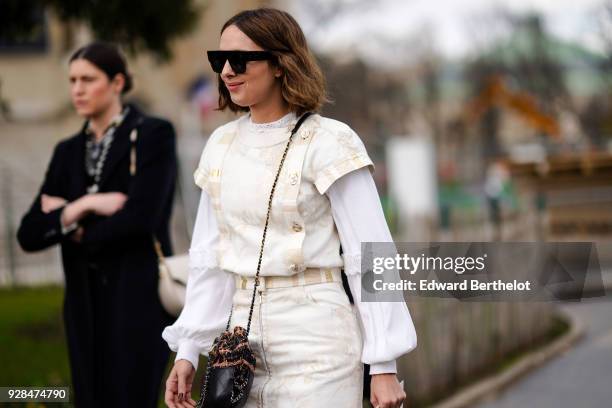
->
[597, 1, 612, 77]
[0, 0, 202, 60]
[422, 57, 442, 148]
[573, 2, 612, 149]
[294, 0, 375, 37]
[464, 59, 504, 159]
[319, 56, 371, 135]
[511, 15, 572, 114]
[0, 0, 46, 48]
[463, 12, 572, 160]
[318, 55, 412, 153]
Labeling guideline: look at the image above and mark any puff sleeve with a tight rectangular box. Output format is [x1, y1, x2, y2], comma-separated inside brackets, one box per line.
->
[327, 166, 418, 375]
[162, 146, 236, 370]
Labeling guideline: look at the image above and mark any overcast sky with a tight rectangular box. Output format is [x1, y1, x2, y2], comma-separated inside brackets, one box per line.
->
[289, 0, 609, 64]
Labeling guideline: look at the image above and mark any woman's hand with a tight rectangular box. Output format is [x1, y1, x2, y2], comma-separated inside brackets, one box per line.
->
[370, 373, 406, 408]
[165, 359, 197, 408]
[51, 192, 126, 244]
[41, 194, 67, 213]
[70, 226, 84, 243]
[59, 192, 127, 236]
[87, 192, 127, 216]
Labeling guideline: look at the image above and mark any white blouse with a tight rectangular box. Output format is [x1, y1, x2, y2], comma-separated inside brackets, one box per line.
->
[162, 165, 418, 375]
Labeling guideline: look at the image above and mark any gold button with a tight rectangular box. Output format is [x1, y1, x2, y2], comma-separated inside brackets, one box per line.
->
[292, 222, 302, 232]
[289, 172, 299, 185]
[301, 131, 309, 140]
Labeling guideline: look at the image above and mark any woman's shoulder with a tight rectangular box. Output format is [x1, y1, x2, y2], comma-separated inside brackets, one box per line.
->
[54, 130, 83, 155]
[207, 114, 247, 143]
[307, 114, 367, 151]
[310, 114, 355, 135]
[129, 112, 177, 156]
[137, 113, 175, 136]
[194, 115, 246, 172]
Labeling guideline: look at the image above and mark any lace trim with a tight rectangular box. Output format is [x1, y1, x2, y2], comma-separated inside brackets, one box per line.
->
[247, 112, 295, 133]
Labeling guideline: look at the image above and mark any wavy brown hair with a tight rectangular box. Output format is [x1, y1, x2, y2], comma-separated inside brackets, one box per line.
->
[216, 8, 329, 115]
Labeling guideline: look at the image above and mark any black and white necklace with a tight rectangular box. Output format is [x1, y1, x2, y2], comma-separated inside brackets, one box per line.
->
[85, 107, 129, 194]
[85, 133, 114, 194]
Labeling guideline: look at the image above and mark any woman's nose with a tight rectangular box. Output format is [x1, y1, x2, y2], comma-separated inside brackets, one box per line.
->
[72, 81, 84, 94]
[221, 60, 235, 78]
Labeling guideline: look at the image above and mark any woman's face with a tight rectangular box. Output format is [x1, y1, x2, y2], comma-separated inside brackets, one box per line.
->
[218, 25, 282, 109]
[69, 59, 123, 118]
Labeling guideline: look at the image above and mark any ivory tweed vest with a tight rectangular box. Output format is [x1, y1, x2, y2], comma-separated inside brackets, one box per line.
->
[194, 113, 374, 277]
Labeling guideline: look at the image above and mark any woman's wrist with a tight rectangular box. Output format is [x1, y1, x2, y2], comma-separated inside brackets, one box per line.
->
[61, 196, 92, 227]
[176, 340, 201, 371]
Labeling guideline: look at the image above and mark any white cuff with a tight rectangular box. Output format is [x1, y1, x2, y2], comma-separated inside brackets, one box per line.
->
[60, 206, 79, 235]
[369, 360, 397, 375]
[61, 222, 78, 236]
[175, 340, 202, 371]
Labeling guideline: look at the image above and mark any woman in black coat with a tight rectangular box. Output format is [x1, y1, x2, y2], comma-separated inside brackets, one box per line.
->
[16, 42, 176, 407]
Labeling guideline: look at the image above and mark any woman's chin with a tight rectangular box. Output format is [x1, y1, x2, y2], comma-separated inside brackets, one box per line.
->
[74, 106, 93, 117]
[230, 95, 250, 108]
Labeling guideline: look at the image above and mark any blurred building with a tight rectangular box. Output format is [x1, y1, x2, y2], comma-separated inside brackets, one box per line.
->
[0, 0, 270, 123]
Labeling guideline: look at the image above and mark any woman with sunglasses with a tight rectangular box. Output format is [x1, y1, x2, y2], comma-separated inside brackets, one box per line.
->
[163, 8, 417, 408]
[17, 42, 177, 407]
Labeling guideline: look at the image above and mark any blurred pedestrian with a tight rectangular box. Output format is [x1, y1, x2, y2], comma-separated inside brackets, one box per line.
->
[484, 158, 510, 240]
[17, 41, 177, 407]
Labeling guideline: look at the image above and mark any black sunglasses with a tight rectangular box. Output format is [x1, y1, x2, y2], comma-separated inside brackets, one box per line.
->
[207, 50, 275, 74]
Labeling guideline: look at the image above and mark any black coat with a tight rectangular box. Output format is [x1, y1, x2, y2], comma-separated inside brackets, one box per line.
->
[17, 105, 176, 407]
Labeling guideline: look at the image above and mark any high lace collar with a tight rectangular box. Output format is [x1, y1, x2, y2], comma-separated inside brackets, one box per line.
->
[237, 111, 298, 148]
[247, 112, 296, 132]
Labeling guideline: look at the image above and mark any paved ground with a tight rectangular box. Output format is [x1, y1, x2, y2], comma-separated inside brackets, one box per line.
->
[475, 293, 612, 408]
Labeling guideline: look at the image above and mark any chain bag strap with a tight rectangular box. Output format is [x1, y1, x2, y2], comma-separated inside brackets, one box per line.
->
[196, 112, 313, 408]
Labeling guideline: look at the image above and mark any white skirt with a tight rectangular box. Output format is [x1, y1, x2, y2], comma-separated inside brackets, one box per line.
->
[228, 273, 364, 407]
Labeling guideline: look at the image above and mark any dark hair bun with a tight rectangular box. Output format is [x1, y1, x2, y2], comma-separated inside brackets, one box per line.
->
[122, 72, 133, 94]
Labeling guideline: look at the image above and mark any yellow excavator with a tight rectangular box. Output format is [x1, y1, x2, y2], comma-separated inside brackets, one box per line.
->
[464, 74, 560, 139]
